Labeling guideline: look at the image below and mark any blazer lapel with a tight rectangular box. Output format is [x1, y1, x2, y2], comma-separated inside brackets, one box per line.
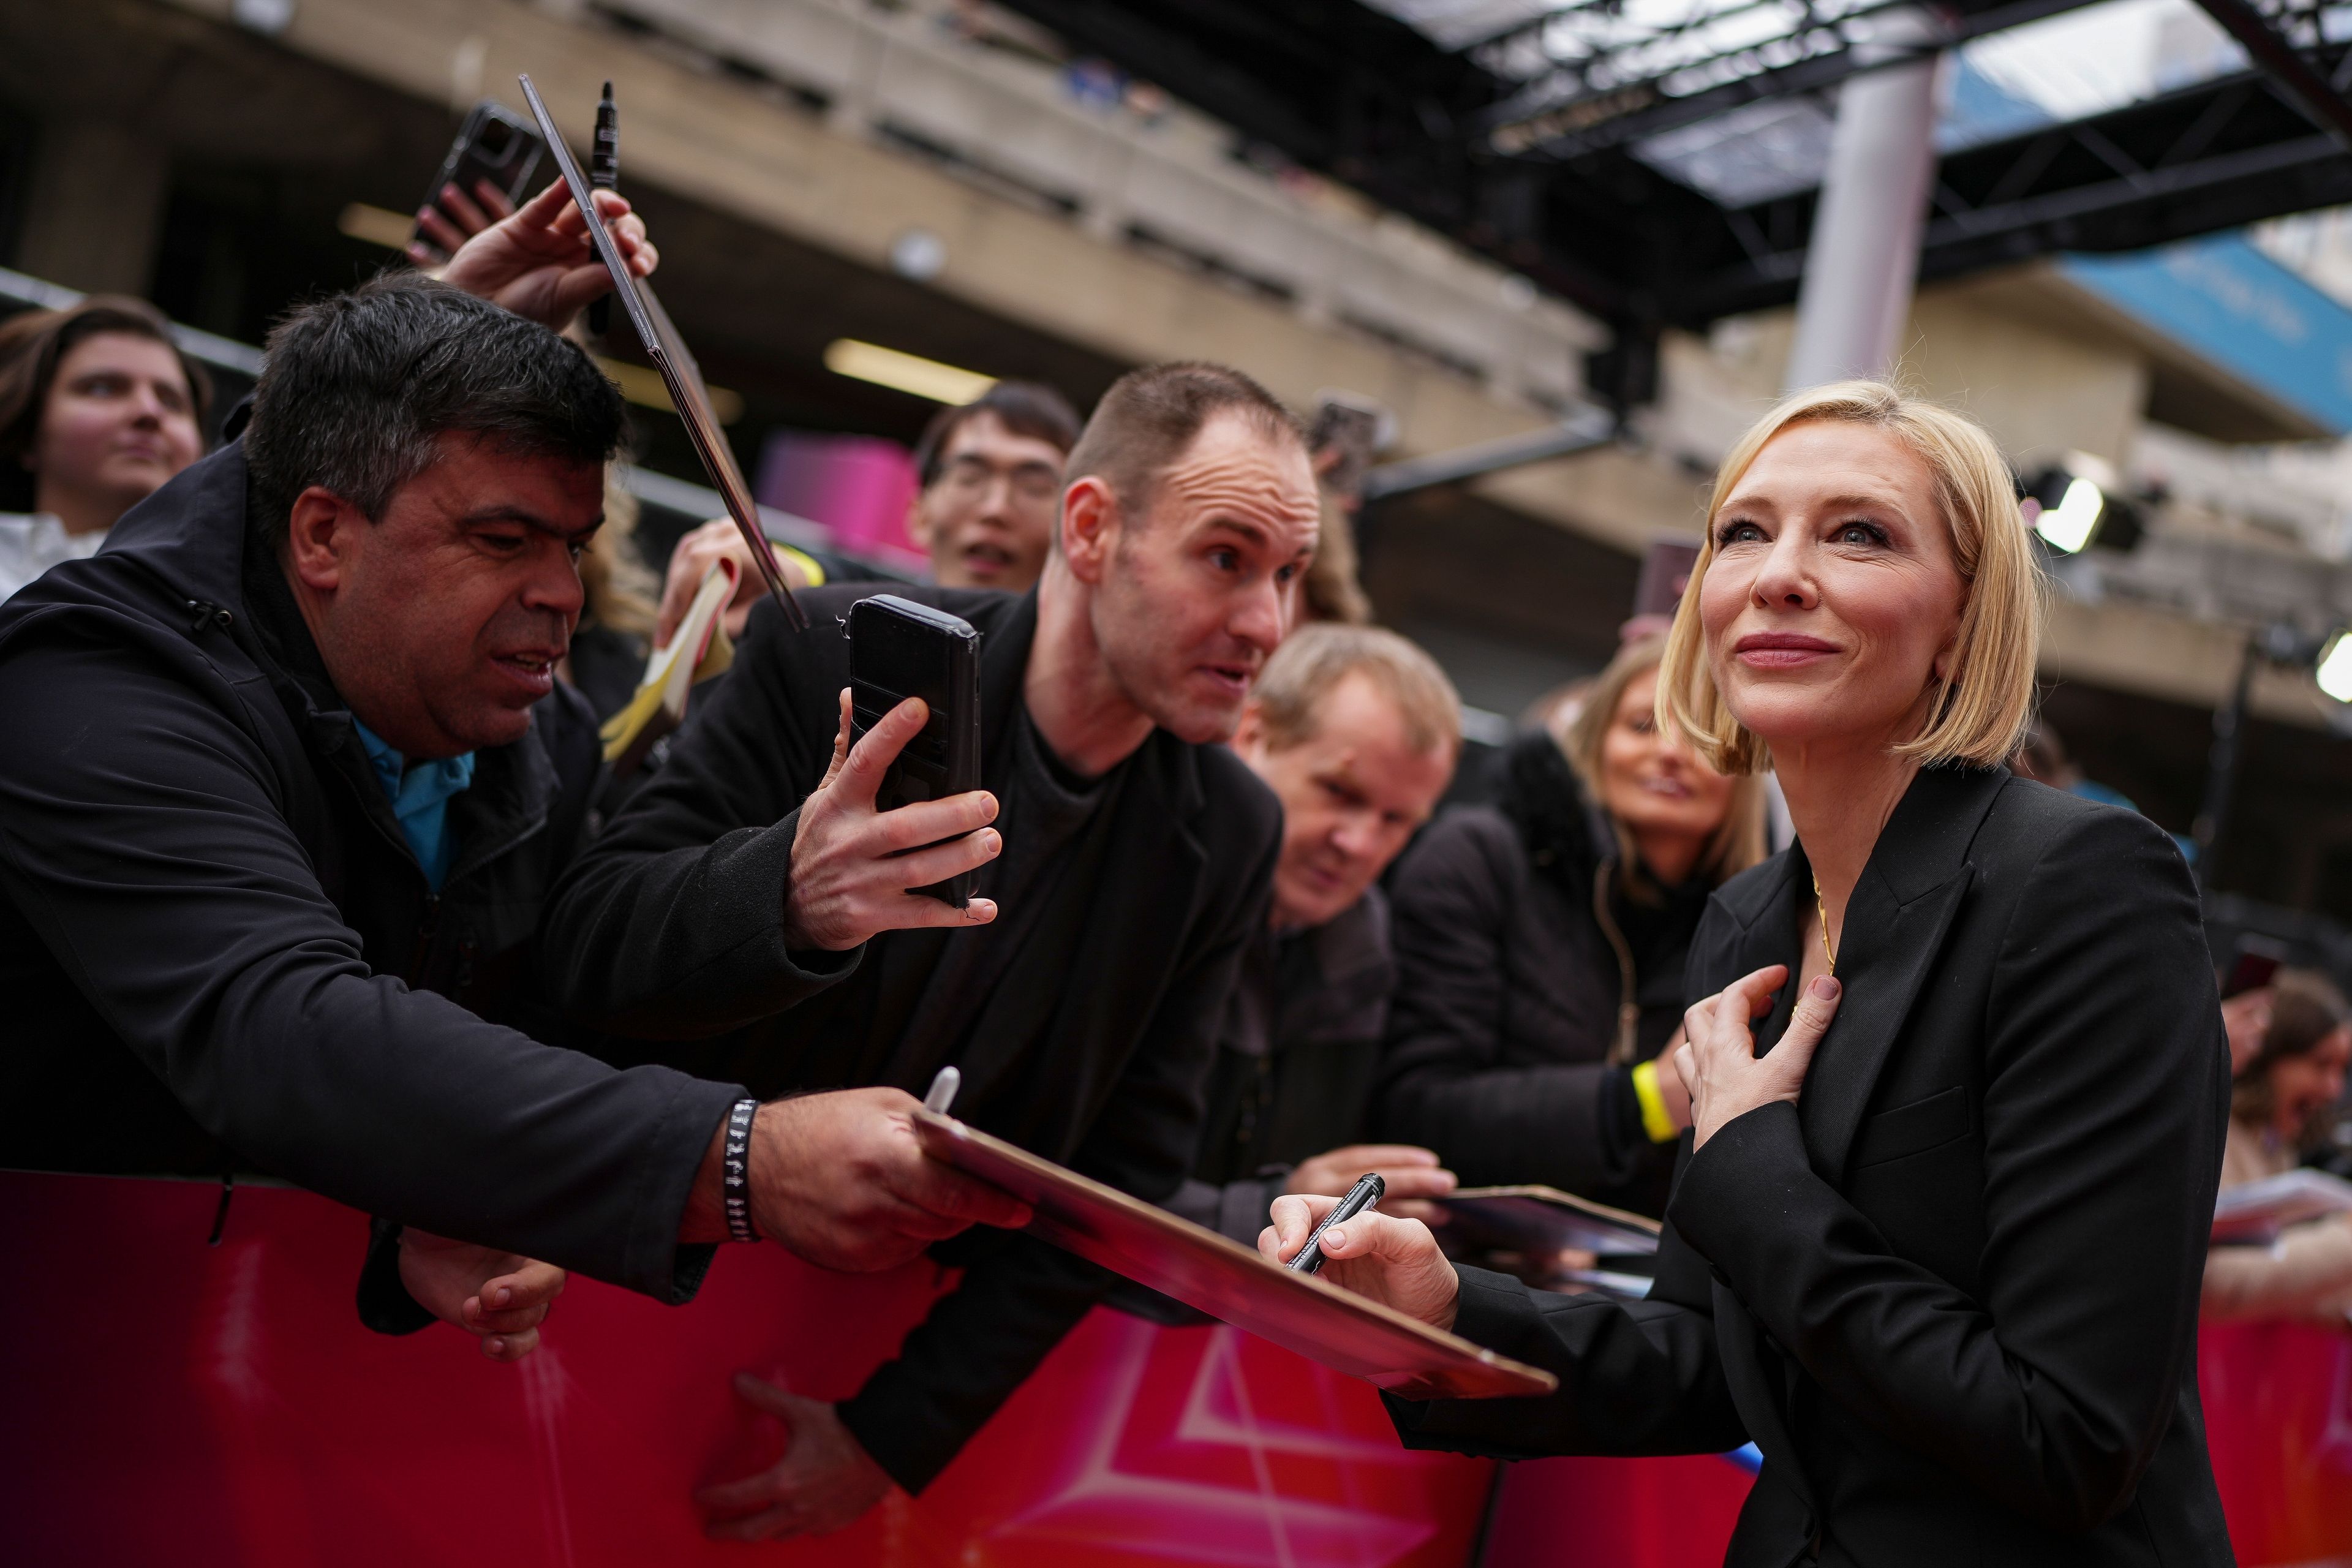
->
[1796, 767, 2008, 1183]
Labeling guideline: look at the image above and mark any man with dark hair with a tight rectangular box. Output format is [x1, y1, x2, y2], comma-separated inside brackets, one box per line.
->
[543, 360, 1317, 1538]
[0, 253, 1023, 1357]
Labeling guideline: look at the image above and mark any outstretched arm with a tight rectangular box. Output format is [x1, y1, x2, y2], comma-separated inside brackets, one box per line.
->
[0, 628, 736, 1302]
[1260, 1189, 1747, 1458]
[542, 598, 1001, 1039]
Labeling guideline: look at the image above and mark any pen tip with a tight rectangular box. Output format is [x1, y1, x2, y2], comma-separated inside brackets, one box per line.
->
[601, 80, 614, 100]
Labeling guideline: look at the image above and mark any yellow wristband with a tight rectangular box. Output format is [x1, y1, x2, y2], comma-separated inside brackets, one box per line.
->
[775, 543, 827, 588]
[1631, 1058, 1678, 1144]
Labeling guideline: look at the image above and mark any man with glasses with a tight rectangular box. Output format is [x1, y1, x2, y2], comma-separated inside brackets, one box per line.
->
[904, 380, 1080, 592]
[654, 380, 1080, 643]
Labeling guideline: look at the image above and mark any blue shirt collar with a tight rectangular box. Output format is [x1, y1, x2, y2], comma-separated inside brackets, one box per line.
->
[351, 720, 476, 891]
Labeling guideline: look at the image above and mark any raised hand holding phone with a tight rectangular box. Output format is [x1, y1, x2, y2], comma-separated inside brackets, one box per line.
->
[847, 595, 986, 907]
[783, 689, 1001, 951]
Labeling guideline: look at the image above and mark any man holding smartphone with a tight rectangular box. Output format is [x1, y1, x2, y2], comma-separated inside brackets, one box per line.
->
[543, 361, 1319, 1540]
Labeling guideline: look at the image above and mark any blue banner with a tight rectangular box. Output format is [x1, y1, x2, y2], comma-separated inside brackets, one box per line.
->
[2060, 234, 2352, 436]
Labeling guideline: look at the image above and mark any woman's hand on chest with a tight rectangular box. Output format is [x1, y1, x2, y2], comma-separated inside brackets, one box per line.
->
[1677, 963, 1842, 1148]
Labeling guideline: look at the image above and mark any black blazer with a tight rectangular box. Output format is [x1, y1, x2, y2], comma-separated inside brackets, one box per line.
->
[1388, 767, 2234, 1567]
[542, 583, 1281, 1492]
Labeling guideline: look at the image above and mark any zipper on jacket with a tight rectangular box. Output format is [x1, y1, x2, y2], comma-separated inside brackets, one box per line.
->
[1591, 855, 1643, 1066]
[405, 892, 442, 986]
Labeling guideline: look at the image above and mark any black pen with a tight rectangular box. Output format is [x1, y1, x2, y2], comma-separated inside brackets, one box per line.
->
[1285, 1172, 1384, 1275]
[589, 81, 619, 334]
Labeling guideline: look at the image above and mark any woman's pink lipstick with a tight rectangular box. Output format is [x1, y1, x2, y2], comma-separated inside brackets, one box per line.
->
[1735, 631, 1839, 668]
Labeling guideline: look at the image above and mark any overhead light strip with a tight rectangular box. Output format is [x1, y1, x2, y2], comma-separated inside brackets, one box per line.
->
[824, 339, 997, 404]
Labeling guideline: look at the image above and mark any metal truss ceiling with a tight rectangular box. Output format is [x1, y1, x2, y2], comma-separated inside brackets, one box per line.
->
[1468, 0, 2091, 157]
[998, 0, 2352, 392]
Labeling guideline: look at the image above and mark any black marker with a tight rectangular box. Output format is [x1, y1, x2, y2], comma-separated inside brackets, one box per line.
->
[1285, 1172, 1384, 1275]
[588, 81, 619, 335]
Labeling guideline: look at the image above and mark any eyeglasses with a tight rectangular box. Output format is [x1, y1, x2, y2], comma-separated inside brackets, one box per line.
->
[935, 455, 1061, 505]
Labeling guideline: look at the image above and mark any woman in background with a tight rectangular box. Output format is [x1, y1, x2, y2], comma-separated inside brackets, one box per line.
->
[2204, 969, 2352, 1327]
[1378, 633, 1765, 1213]
[0, 296, 209, 600]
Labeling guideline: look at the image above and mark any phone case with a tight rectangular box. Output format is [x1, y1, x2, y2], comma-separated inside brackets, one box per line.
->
[421, 101, 547, 236]
[847, 595, 984, 907]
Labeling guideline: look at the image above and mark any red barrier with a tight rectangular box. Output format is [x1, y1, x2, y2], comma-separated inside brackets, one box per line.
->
[2199, 1319, 2352, 1567]
[4, 1171, 2345, 1567]
[0, 1173, 1491, 1567]
[1482, 1453, 1752, 1567]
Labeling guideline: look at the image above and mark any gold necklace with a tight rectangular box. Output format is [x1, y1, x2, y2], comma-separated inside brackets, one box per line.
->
[1811, 874, 1838, 974]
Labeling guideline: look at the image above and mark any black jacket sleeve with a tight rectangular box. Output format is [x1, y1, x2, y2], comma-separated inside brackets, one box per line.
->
[836, 824, 1278, 1492]
[539, 607, 860, 1038]
[0, 630, 739, 1302]
[1385, 1212, 1746, 1457]
[1666, 809, 2225, 1532]
[1377, 812, 1637, 1192]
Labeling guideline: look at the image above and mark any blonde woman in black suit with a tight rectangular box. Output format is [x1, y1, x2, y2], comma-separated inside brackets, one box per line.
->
[1264, 382, 2233, 1567]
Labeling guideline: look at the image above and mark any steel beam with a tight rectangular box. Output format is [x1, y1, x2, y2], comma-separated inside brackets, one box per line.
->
[2186, 0, 2352, 152]
[1360, 405, 1617, 500]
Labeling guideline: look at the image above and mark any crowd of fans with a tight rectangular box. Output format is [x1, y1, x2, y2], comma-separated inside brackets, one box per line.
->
[0, 176, 2347, 1543]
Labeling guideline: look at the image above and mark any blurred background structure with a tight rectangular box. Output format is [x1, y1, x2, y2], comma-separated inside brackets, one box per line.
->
[21, 0, 2352, 952]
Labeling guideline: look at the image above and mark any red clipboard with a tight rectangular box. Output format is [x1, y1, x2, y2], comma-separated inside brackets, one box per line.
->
[514, 73, 807, 632]
[912, 1109, 1558, 1400]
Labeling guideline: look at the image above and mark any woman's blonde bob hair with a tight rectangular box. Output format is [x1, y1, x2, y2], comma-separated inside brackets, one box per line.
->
[1562, 633, 1767, 899]
[1656, 380, 2044, 775]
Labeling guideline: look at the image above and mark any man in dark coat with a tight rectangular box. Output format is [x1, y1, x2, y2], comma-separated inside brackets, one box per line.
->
[1166, 622, 1464, 1245]
[0, 270, 1019, 1355]
[540, 363, 1317, 1540]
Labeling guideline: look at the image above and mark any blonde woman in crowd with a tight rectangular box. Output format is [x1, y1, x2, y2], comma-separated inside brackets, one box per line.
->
[1269, 381, 2232, 1567]
[1379, 633, 1765, 1215]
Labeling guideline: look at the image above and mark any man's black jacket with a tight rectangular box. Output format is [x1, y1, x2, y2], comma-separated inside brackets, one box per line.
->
[1388, 768, 2233, 1567]
[1379, 731, 1706, 1213]
[1172, 889, 1394, 1243]
[0, 441, 749, 1302]
[543, 582, 1281, 1492]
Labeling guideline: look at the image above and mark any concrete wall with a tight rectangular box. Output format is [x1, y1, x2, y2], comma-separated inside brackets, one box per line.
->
[145, 0, 1600, 474]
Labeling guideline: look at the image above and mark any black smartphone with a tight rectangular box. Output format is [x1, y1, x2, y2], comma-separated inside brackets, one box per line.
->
[1307, 394, 1384, 502]
[415, 101, 547, 254]
[847, 595, 984, 908]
